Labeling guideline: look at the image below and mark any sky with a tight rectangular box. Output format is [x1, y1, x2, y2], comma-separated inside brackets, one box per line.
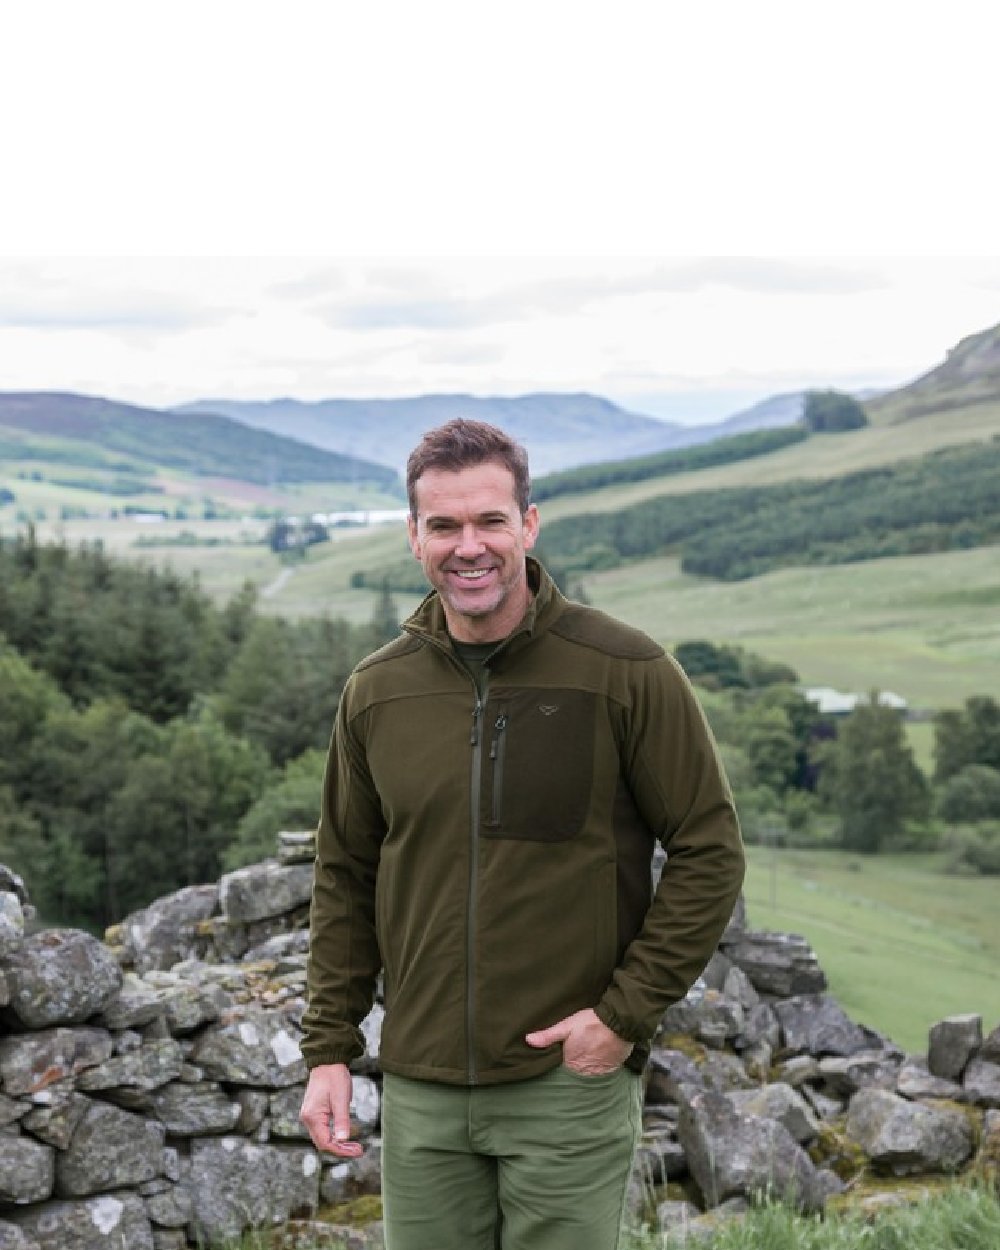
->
[2, 3, 998, 425]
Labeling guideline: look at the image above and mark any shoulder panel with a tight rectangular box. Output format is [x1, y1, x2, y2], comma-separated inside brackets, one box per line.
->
[550, 604, 664, 661]
[354, 632, 424, 672]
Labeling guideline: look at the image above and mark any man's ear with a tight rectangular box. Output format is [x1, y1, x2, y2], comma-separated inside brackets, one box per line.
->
[407, 514, 422, 560]
[522, 504, 540, 551]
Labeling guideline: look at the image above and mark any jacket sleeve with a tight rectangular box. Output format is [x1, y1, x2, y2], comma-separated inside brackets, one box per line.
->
[300, 676, 386, 1069]
[595, 652, 745, 1047]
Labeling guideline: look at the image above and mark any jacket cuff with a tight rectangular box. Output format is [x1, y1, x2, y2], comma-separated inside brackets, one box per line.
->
[594, 1000, 651, 1049]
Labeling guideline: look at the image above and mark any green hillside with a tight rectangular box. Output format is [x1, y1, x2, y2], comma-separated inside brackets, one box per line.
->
[0, 391, 400, 490]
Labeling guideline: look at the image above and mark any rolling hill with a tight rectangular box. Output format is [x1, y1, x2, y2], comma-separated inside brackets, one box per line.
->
[0, 391, 398, 490]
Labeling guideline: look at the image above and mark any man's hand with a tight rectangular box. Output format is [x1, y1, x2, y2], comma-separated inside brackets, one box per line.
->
[525, 1008, 633, 1075]
[299, 1063, 363, 1157]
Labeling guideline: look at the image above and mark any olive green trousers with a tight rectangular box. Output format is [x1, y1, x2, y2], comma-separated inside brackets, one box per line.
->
[380, 1065, 643, 1250]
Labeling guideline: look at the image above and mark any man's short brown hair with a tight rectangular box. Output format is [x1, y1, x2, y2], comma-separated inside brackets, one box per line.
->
[406, 419, 532, 518]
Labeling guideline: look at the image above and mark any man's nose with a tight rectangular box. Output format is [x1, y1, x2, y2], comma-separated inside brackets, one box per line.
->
[455, 524, 486, 556]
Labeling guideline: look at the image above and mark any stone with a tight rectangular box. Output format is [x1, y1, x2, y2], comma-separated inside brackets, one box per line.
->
[0, 1094, 27, 1129]
[728, 1083, 819, 1144]
[76, 1039, 184, 1096]
[119, 883, 219, 973]
[0, 1136, 55, 1205]
[896, 1057, 966, 1101]
[234, 1088, 271, 1134]
[190, 1005, 308, 1087]
[721, 930, 827, 996]
[845, 1088, 975, 1175]
[148, 1082, 242, 1135]
[773, 994, 872, 1057]
[0, 1219, 41, 1250]
[143, 1181, 193, 1229]
[633, 1128, 687, 1186]
[55, 1101, 166, 1198]
[659, 991, 744, 1049]
[186, 1138, 320, 1244]
[219, 861, 313, 925]
[963, 1057, 1000, 1108]
[0, 890, 25, 958]
[928, 1014, 982, 1080]
[645, 1048, 705, 1105]
[8, 1194, 154, 1249]
[0, 1028, 113, 1096]
[3, 930, 122, 1028]
[981, 1023, 1000, 1062]
[319, 1145, 384, 1203]
[678, 1087, 826, 1213]
[21, 1092, 91, 1150]
[740, 1001, 780, 1050]
[818, 1048, 903, 1096]
[92, 973, 168, 1030]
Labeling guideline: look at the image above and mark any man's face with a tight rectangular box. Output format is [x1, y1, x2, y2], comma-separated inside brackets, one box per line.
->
[407, 461, 540, 643]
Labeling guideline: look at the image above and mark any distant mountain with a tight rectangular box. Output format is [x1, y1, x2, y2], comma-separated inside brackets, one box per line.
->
[0, 392, 397, 489]
[173, 393, 701, 478]
[866, 321, 1000, 424]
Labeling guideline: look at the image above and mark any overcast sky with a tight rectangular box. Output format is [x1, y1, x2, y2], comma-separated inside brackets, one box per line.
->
[1, 257, 998, 422]
[2, 3, 997, 424]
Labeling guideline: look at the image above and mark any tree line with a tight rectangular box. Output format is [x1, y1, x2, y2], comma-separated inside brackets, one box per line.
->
[537, 437, 1000, 581]
[0, 530, 399, 931]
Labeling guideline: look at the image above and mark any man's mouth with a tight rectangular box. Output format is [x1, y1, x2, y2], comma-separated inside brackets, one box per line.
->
[450, 567, 494, 582]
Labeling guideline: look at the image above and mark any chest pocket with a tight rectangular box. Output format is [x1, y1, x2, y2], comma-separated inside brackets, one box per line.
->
[480, 688, 597, 841]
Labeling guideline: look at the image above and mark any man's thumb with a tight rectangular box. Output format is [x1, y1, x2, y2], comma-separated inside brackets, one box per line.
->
[525, 1017, 572, 1049]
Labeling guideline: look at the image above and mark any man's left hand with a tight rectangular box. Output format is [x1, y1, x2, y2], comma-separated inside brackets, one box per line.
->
[525, 1008, 633, 1075]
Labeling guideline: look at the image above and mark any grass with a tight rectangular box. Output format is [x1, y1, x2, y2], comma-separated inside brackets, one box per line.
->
[741, 846, 1000, 1053]
[625, 1184, 1000, 1249]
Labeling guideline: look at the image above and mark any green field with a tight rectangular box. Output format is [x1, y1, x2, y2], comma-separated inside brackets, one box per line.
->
[742, 846, 1000, 1054]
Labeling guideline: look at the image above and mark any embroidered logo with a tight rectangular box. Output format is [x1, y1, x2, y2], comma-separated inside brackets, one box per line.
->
[538, 704, 559, 716]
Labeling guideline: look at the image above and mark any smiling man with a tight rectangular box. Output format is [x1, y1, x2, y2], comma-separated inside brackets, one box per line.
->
[300, 419, 745, 1250]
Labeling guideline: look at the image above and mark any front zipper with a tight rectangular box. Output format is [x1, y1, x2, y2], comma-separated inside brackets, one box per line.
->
[488, 713, 508, 827]
[467, 686, 487, 1085]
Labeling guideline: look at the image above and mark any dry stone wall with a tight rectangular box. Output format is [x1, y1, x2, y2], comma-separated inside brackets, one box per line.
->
[1, 844, 999, 1250]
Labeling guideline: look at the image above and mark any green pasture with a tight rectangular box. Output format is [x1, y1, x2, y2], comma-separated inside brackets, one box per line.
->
[580, 545, 1000, 710]
[541, 399, 1000, 522]
[742, 846, 1000, 1054]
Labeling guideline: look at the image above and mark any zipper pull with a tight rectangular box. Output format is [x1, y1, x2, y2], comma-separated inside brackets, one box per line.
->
[470, 700, 482, 746]
[489, 714, 507, 759]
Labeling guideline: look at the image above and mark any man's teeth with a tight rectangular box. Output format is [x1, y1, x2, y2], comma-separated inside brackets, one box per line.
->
[455, 569, 490, 580]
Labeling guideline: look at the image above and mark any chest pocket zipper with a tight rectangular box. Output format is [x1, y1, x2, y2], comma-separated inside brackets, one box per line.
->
[488, 713, 508, 828]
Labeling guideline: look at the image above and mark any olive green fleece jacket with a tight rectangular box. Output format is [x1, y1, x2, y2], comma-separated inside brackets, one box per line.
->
[301, 559, 744, 1085]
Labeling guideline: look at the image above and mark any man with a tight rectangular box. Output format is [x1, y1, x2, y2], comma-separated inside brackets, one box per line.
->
[300, 419, 744, 1249]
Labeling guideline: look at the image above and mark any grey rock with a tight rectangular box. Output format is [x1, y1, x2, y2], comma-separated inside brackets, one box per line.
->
[151, 1231, 187, 1250]
[55, 1101, 165, 1197]
[896, 1057, 966, 1101]
[92, 974, 168, 1030]
[728, 1083, 819, 1144]
[646, 1049, 705, 1105]
[0, 1028, 113, 1096]
[773, 994, 871, 1057]
[21, 1092, 91, 1150]
[740, 1001, 780, 1050]
[219, 861, 313, 925]
[186, 1138, 320, 1244]
[0, 1219, 41, 1250]
[773, 1054, 822, 1087]
[0, 1093, 28, 1128]
[678, 1088, 826, 1213]
[148, 1082, 241, 1135]
[143, 1182, 193, 1229]
[722, 930, 827, 996]
[818, 1048, 903, 1096]
[963, 1057, 1000, 1107]
[3, 931, 122, 1028]
[118, 883, 219, 973]
[0, 891, 25, 958]
[320, 1143, 384, 1203]
[633, 1128, 687, 1185]
[0, 1135, 55, 1205]
[845, 1088, 975, 1174]
[76, 1039, 183, 1095]
[928, 1014, 982, 1080]
[981, 1023, 1000, 1062]
[234, 1088, 271, 1134]
[190, 1005, 307, 1087]
[8, 1194, 154, 1249]
[660, 991, 744, 1049]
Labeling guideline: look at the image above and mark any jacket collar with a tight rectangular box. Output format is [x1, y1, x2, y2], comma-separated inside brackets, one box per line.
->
[403, 556, 563, 651]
